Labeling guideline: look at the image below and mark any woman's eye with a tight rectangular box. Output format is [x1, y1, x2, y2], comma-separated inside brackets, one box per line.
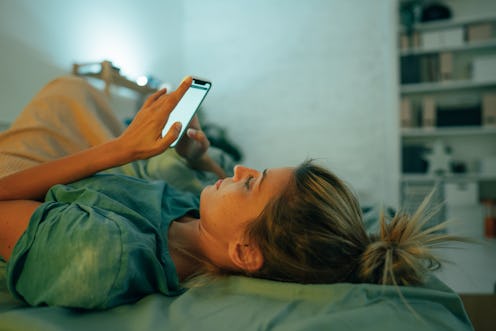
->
[244, 176, 254, 190]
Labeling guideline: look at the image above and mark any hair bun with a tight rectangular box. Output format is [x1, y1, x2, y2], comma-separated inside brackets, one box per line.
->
[358, 195, 458, 286]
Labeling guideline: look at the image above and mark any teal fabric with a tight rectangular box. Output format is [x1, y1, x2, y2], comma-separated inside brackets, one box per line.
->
[168, 275, 473, 331]
[0, 270, 473, 330]
[6, 174, 199, 309]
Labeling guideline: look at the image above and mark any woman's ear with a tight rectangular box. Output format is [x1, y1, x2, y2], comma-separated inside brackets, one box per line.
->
[228, 241, 263, 273]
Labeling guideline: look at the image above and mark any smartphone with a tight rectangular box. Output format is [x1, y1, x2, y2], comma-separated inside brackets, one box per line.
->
[161, 77, 211, 147]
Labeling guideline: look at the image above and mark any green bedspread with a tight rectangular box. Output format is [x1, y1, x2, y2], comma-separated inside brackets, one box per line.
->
[0, 260, 473, 331]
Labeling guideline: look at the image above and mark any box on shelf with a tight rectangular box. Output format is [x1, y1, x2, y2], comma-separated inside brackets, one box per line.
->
[472, 55, 496, 82]
[482, 93, 496, 126]
[444, 181, 479, 206]
[479, 156, 496, 176]
[436, 97, 482, 127]
[422, 97, 436, 127]
[421, 27, 464, 50]
[467, 22, 494, 42]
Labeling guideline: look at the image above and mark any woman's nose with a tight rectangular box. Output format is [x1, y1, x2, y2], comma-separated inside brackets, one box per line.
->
[232, 165, 259, 181]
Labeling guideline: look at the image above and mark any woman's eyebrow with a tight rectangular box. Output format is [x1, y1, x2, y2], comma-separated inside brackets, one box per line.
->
[257, 169, 268, 192]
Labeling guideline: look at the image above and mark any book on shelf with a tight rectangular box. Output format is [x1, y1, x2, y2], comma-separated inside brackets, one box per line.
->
[401, 53, 454, 84]
[421, 54, 440, 82]
[400, 31, 420, 51]
[483, 93, 496, 126]
[439, 52, 453, 80]
[467, 22, 494, 42]
[400, 98, 418, 128]
[422, 97, 436, 127]
[420, 27, 464, 50]
[400, 55, 422, 84]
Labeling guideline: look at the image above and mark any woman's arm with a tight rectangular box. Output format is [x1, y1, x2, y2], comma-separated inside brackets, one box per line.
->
[0, 77, 193, 201]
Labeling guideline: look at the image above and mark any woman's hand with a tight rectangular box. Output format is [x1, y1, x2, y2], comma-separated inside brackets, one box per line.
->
[117, 76, 192, 160]
[0, 76, 225, 202]
[174, 115, 210, 167]
[174, 115, 227, 178]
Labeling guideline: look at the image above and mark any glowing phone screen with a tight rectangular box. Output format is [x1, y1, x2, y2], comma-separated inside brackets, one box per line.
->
[161, 79, 211, 147]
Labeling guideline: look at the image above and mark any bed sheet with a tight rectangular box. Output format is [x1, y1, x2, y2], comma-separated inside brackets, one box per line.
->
[0, 259, 473, 331]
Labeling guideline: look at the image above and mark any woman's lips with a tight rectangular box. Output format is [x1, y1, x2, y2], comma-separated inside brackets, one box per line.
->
[215, 179, 223, 189]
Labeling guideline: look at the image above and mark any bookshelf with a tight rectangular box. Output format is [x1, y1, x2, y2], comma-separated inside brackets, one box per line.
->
[398, 12, 496, 238]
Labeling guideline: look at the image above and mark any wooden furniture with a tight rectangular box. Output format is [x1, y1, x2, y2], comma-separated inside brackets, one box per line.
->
[72, 60, 157, 96]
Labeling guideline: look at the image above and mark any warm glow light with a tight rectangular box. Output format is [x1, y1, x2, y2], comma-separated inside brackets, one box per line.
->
[136, 76, 148, 86]
[67, 8, 148, 79]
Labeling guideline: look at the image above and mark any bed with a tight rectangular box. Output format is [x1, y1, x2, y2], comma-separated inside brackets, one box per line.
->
[0, 76, 474, 330]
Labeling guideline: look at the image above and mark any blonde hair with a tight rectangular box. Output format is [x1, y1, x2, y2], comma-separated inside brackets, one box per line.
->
[243, 160, 461, 286]
[359, 193, 455, 286]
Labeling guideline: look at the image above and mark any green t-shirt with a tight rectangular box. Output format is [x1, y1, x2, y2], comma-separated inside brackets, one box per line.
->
[7, 174, 200, 309]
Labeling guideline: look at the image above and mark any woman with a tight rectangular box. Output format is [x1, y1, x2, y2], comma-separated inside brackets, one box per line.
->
[0, 77, 456, 309]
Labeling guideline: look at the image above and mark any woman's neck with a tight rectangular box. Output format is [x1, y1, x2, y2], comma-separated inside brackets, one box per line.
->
[168, 217, 204, 281]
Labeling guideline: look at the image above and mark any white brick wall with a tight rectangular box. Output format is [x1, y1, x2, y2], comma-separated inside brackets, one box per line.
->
[0, 0, 400, 206]
[182, 0, 400, 206]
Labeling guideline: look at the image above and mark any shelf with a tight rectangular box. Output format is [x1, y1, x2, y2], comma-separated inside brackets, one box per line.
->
[400, 15, 496, 32]
[400, 79, 496, 94]
[401, 173, 496, 182]
[401, 126, 496, 138]
[400, 38, 496, 56]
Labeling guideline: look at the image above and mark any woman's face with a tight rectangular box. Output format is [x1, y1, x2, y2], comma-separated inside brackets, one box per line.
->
[199, 165, 293, 246]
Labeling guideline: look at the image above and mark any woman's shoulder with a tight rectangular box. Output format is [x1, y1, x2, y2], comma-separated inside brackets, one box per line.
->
[47, 173, 199, 216]
[44, 173, 165, 206]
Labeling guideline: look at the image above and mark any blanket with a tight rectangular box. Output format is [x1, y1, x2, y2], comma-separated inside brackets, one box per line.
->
[0, 76, 124, 178]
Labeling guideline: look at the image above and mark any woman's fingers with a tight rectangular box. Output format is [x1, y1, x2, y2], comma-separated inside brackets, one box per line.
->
[175, 76, 193, 98]
[118, 76, 194, 160]
[157, 122, 182, 150]
[143, 75, 191, 109]
[156, 76, 192, 116]
[187, 128, 209, 148]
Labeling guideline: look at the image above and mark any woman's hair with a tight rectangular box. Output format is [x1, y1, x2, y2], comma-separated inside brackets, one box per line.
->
[243, 159, 461, 286]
